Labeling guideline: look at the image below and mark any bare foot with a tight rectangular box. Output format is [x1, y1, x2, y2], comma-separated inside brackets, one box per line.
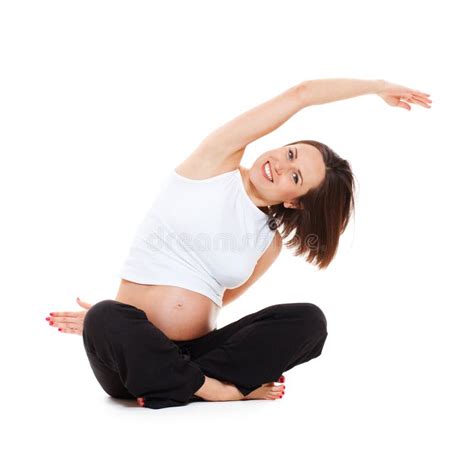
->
[136, 374, 286, 406]
[243, 380, 285, 400]
[234, 374, 286, 400]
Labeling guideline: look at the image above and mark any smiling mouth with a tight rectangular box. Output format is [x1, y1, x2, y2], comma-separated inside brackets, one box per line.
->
[263, 161, 273, 182]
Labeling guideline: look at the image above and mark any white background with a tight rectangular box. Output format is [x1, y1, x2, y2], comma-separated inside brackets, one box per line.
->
[1, 0, 473, 466]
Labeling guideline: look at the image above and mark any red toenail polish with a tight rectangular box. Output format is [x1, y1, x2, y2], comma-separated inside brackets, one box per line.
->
[50, 321, 54, 325]
[46, 317, 50, 321]
[279, 395, 282, 398]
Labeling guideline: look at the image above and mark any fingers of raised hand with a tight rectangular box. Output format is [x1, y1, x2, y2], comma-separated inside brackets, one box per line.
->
[404, 87, 432, 103]
[403, 93, 432, 108]
[413, 89, 431, 97]
[382, 84, 432, 109]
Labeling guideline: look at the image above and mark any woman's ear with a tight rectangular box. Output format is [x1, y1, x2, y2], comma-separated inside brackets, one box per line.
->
[284, 200, 304, 210]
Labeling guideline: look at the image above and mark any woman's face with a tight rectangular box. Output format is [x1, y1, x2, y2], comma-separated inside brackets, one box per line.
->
[249, 143, 326, 209]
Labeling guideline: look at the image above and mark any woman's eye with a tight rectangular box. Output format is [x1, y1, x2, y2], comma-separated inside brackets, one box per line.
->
[289, 149, 298, 184]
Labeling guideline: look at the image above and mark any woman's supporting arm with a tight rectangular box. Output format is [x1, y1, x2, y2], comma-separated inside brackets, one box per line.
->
[300, 78, 386, 106]
[221, 231, 282, 308]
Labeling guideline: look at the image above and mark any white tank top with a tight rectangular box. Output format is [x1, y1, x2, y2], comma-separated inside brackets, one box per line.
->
[120, 168, 276, 307]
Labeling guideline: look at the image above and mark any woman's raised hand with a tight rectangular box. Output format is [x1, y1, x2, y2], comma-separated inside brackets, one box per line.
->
[377, 81, 432, 111]
[45, 297, 94, 335]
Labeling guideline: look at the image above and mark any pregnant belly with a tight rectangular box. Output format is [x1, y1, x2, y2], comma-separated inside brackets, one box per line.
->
[115, 279, 221, 341]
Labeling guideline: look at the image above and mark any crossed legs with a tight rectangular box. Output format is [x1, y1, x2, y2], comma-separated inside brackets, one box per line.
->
[82, 300, 328, 409]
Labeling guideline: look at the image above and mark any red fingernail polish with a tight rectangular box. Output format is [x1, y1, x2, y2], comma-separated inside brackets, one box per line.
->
[58, 328, 62, 331]
[50, 321, 54, 325]
[279, 395, 282, 398]
[46, 317, 50, 321]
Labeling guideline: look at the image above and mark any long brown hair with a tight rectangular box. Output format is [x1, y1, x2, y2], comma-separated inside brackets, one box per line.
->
[262, 140, 356, 269]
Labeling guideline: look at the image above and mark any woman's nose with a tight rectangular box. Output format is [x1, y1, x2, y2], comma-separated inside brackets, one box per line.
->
[273, 160, 283, 175]
[273, 159, 290, 176]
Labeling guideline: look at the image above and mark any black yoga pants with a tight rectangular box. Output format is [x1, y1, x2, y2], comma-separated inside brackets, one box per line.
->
[82, 299, 328, 410]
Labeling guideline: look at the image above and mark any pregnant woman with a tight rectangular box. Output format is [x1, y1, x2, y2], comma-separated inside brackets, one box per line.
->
[46, 78, 431, 409]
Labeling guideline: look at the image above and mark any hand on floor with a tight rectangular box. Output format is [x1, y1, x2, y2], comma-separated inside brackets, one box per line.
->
[45, 297, 93, 335]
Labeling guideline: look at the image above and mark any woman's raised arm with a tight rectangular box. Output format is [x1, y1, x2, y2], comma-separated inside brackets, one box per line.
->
[301, 78, 431, 110]
[184, 82, 307, 168]
[183, 78, 432, 170]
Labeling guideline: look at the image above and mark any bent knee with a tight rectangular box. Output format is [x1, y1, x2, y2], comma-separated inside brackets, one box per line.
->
[297, 303, 328, 334]
[83, 299, 117, 334]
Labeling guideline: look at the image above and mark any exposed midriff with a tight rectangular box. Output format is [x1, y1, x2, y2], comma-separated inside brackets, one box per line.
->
[115, 278, 221, 341]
